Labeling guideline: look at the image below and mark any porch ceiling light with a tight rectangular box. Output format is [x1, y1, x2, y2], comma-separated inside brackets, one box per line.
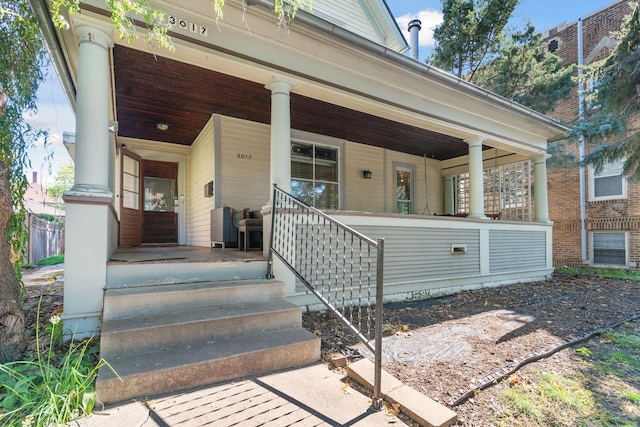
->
[363, 170, 372, 179]
[156, 122, 169, 131]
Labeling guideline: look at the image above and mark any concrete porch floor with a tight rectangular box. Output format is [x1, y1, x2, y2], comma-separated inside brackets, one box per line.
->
[109, 245, 268, 264]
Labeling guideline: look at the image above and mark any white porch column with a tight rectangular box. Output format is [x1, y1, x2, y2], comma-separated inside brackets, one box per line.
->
[466, 136, 487, 219]
[265, 77, 294, 194]
[62, 19, 114, 338]
[443, 175, 455, 215]
[533, 155, 550, 222]
[68, 21, 114, 197]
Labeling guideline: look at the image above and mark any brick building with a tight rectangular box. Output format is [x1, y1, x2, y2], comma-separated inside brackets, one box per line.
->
[542, 0, 639, 268]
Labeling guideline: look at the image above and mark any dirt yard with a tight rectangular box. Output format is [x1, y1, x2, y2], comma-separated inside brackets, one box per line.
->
[22, 267, 640, 425]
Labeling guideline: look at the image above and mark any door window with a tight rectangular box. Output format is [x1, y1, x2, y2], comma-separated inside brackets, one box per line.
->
[122, 155, 140, 210]
[144, 177, 176, 211]
[395, 166, 413, 214]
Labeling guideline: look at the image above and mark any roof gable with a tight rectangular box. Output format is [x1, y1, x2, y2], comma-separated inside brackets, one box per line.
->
[307, 0, 407, 53]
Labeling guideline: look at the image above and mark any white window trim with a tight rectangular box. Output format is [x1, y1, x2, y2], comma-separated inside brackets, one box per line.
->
[588, 163, 627, 202]
[290, 130, 344, 210]
[589, 231, 629, 267]
[393, 162, 415, 214]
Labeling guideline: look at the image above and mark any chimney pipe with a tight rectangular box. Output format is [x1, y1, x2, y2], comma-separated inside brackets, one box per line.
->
[32, 171, 37, 184]
[408, 19, 421, 61]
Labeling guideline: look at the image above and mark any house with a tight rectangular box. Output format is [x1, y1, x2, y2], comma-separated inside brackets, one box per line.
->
[541, 0, 638, 268]
[31, 0, 567, 403]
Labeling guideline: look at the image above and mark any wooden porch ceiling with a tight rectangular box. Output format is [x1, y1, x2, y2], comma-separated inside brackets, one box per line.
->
[113, 46, 470, 160]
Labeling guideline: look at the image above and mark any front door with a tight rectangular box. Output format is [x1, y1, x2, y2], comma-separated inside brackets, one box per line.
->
[142, 160, 179, 244]
[119, 148, 142, 247]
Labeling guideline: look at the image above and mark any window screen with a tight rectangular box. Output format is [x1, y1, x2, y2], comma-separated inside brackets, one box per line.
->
[593, 232, 626, 265]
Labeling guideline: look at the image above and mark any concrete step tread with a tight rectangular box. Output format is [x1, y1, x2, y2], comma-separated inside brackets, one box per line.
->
[104, 278, 284, 297]
[98, 327, 320, 381]
[101, 300, 300, 334]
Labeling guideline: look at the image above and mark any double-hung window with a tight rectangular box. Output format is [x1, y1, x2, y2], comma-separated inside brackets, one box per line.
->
[291, 142, 339, 209]
[590, 160, 626, 200]
[591, 232, 627, 266]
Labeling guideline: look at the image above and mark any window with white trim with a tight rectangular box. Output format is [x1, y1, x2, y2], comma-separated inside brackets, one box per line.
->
[395, 165, 414, 214]
[591, 231, 627, 266]
[291, 142, 339, 209]
[590, 160, 626, 200]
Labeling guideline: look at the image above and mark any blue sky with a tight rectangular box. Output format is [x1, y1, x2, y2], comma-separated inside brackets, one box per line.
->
[27, 0, 618, 185]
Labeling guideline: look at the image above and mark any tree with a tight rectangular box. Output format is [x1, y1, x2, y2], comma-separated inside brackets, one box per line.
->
[473, 24, 574, 115]
[429, 0, 518, 80]
[0, 0, 48, 362]
[47, 163, 74, 209]
[576, 2, 640, 181]
[0, 0, 311, 362]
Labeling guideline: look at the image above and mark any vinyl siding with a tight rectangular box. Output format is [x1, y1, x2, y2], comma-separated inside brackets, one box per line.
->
[310, 0, 379, 45]
[344, 142, 384, 212]
[385, 151, 443, 216]
[219, 116, 270, 210]
[489, 230, 546, 273]
[294, 224, 480, 292]
[187, 117, 215, 246]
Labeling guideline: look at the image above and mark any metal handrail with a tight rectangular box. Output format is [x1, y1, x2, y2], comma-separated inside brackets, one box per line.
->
[267, 185, 384, 410]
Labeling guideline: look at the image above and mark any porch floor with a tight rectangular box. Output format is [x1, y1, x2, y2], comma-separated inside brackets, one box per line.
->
[108, 245, 267, 264]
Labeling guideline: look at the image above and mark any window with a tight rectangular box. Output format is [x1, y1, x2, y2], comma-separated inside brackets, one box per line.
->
[590, 160, 625, 200]
[291, 142, 339, 209]
[395, 166, 414, 214]
[592, 232, 627, 266]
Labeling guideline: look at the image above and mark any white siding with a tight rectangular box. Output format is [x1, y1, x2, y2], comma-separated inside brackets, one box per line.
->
[187, 117, 215, 246]
[385, 151, 444, 216]
[220, 116, 270, 210]
[489, 230, 547, 273]
[310, 0, 379, 44]
[344, 142, 384, 212]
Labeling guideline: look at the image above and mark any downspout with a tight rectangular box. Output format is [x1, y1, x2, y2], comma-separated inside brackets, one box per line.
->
[577, 18, 587, 262]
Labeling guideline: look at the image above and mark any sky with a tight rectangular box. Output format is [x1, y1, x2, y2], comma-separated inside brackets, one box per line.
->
[26, 0, 619, 186]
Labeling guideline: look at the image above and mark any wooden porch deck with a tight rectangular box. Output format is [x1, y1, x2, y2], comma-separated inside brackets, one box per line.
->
[109, 245, 267, 264]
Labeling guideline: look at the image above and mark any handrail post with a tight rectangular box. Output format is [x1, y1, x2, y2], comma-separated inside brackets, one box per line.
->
[372, 238, 384, 410]
[266, 184, 278, 279]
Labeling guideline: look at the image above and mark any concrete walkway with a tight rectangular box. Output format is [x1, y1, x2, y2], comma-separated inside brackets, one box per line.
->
[70, 363, 406, 426]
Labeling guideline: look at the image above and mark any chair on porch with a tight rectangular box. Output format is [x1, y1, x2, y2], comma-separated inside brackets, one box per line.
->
[238, 210, 263, 251]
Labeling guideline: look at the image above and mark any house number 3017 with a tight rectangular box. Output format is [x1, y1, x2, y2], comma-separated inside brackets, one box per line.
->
[237, 153, 253, 160]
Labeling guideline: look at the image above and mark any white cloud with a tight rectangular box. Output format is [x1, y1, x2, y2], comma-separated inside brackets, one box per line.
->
[396, 9, 443, 47]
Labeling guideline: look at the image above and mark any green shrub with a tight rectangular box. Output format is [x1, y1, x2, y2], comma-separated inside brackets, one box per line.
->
[0, 300, 114, 426]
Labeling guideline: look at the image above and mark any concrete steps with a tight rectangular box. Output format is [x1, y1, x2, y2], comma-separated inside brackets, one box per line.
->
[96, 279, 320, 404]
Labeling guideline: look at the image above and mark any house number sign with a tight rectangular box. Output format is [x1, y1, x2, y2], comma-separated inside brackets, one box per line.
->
[236, 153, 253, 160]
[167, 15, 209, 37]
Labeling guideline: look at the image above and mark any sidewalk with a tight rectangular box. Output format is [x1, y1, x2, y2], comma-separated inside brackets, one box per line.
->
[70, 363, 407, 426]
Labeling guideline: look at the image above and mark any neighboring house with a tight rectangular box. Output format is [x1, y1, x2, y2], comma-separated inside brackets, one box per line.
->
[32, 0, 567, 402]
[24, 172, 63, 217]
[23, 172, 65, 264]
[542, 0, 638, 268]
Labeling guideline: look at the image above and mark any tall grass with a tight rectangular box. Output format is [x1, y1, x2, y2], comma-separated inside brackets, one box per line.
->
[0, 299, 114, 426]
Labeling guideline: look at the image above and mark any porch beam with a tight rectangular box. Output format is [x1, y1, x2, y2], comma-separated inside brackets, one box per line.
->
[466, 136, 488, 219]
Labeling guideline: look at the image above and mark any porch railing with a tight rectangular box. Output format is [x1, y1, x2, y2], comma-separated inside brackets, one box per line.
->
[267, 185, 385, 410]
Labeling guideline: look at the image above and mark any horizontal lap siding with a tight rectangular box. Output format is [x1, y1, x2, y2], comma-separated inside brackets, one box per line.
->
[220, 117, 270, 210]
[357, 226, 481, 282]
[311, 0, 379, 43]
[489, 230, 546, 273]
[294, 225, 480, 292]
[187, 118, 214, 246]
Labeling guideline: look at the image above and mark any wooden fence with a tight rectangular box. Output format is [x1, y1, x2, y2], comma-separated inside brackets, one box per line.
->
[27, 213, 64, 264]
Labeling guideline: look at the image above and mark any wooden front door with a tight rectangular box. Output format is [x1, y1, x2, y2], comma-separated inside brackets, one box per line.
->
[119, 148, 142, 247]
[142, 160, 179, 244]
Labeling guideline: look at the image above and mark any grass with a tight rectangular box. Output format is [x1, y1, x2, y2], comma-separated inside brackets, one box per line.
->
[497, 322, 640, 426]
[0, 299, 113, 427]
[555, 266, 640, 281]
[36, 254, 64, 266]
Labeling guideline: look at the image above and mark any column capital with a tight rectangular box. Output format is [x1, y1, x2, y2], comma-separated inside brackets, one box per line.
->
[265, 77, 294, 94]
[464, 136, 485, 146]
[74, 18, 114, 49]
[532, 153, 551, 163]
